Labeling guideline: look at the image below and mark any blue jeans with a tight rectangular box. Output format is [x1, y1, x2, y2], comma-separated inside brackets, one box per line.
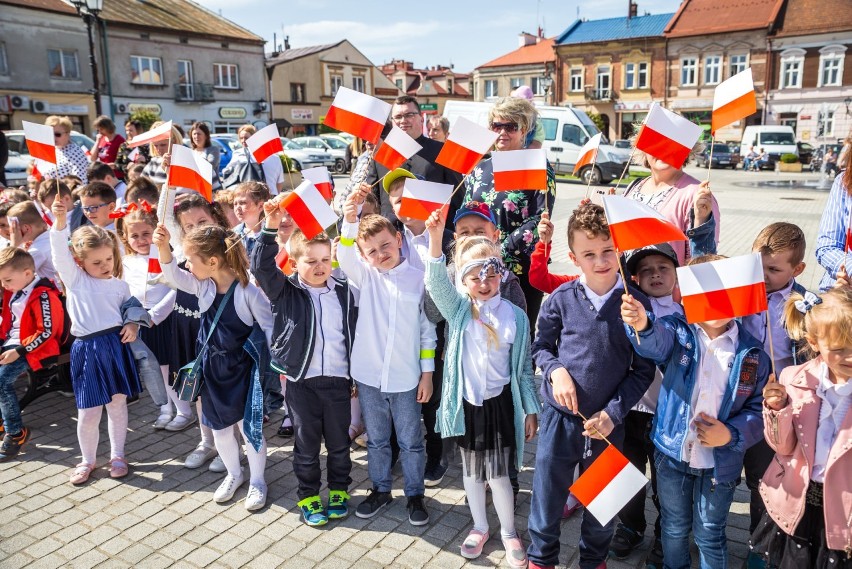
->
[654, 450, 737, 569]
[527, 404, 623, 569]
[0, 356, 30, 435]
[356, 381, 425, 496]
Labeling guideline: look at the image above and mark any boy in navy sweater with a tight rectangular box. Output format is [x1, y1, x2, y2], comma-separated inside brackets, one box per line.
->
[528, 204, 656, 569]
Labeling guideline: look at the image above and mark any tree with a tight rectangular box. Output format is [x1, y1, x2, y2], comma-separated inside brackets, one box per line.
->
[129, 109, 161, 131]
[587, 112, 605, 134]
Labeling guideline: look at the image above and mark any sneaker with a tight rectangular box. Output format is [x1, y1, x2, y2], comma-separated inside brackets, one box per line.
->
[245, 482, 267, 511]
[501, 535, 528, 568]
[213, 470, 245, 503]
[609, 524, 643, 559]
[460, 529, 489, 559]
[277, 415, 294, 437]
[153, 413, 173, 430]
[646, 537, 664, 569]
[164, 414, 197, 432]
[209, 452, 244, 473]
[355, 488, 392, 519]
[407, 495, 429, 526]
[424, 460, 448, 488]
[184, 445, 217, 469]
[327, 490, 350, 519]
[528, 563, 555, 569]
[0, 427, 30, 461]
[298, 495, 328, 526]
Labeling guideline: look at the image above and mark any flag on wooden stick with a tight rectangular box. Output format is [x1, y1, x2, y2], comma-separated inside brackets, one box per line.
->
[677, 253, 768, 324]
[169, 145, 213, 201]
[374, 124, 423, 171]
[635, 104, 702, 169]
[436, 117, 498, 175]
[397, 179, 453, 221]
[570, 445, 648, 526]
[127, 121, 174, 148]
[602, 195, 687, 252]
[712, 68, 756, 135]
[279, 181, 338, 240]
[245, 124, 283, 163]
[573, 133, 602, 176]
[324, 87, 391, 144]
[22, 121, 56, 164]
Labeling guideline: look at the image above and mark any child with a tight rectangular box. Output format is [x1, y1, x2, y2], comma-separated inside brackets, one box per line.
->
[7, 201, 58, 285]
[87, 161, 127, 204]
[127, 163, 146, 183]
[0, 202, 15, 247]
[124, 177, 160, 207]
[528, 203, 656, 569]
[338, 187, 437, 526]
[49, 200, 142, 484]
[214, 189, 240, 229]
[37, 179, 74, 213]
[153, 223, 274, 511]
[251, 203, 357, 526]
[529, 211, 578, 294]
[78, 182, 118, 229]
[0, 248, 67, 460]
[424, 209, 540, 566]
[751, 287, 852, 568]
[621, 254, 771, 569]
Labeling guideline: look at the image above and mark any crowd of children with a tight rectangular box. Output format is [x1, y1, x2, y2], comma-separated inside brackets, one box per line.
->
[0, 158, 849, 569]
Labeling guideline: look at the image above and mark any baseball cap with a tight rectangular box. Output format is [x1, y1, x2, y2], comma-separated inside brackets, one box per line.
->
[453, 201, 497, 226]
[382, 168, 417, 193]
[624, 242, 679, 275]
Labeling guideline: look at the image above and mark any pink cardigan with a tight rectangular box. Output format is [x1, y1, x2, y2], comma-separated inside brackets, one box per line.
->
[625, 172, 721, 265]
[760, 358, 852, 552]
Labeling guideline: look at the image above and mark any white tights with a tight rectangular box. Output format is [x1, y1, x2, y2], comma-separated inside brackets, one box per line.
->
[463, 475, 517, 539]
[77, 394, 128, 465]
[196, 399, 214, 449]
[211, 420, 266, 485]
[159, 365, 193, 418]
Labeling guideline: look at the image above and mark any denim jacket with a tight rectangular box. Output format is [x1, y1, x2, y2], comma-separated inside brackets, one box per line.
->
[120, 297, 167, 407]
[625, 313, 771, 483]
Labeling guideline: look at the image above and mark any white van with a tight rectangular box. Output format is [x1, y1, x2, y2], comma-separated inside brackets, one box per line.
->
[739, 125, 798, 166]
[442, 101, 628, 184]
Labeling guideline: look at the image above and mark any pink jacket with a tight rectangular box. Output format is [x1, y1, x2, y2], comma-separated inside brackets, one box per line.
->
[759, 358, 852, 553]
[625, 172, 721, 265]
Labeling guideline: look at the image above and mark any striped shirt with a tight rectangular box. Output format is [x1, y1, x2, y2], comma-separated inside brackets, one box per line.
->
[816, 172, 852, 291]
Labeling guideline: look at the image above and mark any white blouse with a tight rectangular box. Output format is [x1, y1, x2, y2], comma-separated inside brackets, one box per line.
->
[812, 363, 852, 483]
[122, 254, 176, 325]
[461, 294, 516, 406]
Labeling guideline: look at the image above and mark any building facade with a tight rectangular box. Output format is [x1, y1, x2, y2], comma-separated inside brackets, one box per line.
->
[378, 60, 471, 118]
[473, 32, 556, 105]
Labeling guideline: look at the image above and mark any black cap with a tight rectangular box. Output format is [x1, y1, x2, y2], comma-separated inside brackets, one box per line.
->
[624, 242, 679, 274]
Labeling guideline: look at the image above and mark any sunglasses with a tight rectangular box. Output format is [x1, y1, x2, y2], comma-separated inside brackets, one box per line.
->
[489, 122, 520, 133]
[54, 131, 67, 138]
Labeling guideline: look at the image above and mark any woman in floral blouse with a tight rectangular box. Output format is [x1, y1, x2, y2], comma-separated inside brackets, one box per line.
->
[41, 115, 90, 184]
[463, 96, 555, 328]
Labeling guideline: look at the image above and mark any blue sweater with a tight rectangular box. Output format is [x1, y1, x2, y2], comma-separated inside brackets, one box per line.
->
[532, 279, 656, 426]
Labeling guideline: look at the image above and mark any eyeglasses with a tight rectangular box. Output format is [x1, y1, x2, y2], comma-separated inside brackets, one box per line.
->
[391, 112, 420, 122]
[53, 131, 67, 138]
[82, 203, 109, 214]
[489, 122, 520, 133]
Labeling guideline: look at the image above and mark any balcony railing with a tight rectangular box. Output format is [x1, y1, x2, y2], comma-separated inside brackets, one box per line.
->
[584, 87, 615, 101]
[174, 82, 215, 103]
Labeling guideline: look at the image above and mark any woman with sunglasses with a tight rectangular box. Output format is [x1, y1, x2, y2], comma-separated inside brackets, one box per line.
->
[462, 97, 556, 329]
[41, 115, 90, 184]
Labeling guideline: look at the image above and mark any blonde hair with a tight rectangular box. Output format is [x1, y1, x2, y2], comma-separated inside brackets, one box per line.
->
[454, 236, 503, 346]
[45, 115, 73, 133]
[182, 226, 249, 287]
[148, 120, 183, 156]
[70, 226, 123, 278]
[237, 124, 257, 138]
[289, 229, 331, 260]
[488, 97, 536, 138]
[784, 288, 852, 360]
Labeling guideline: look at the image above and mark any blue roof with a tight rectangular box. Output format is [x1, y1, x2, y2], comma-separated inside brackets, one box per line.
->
[556, 13, 675, 45]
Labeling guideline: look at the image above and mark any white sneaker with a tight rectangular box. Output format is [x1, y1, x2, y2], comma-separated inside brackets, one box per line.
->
[245, 482, 267, 511]
[184, 445, 217, 469]
[208, 452, 245, 473]
[165, 414, 197, 432]
[153, 414, 173, 430]
[213, 470, 245, 503]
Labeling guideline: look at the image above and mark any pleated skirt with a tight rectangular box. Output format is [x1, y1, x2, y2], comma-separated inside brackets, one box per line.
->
[71, 329, 141, 409]
[452, 384, 516, 482]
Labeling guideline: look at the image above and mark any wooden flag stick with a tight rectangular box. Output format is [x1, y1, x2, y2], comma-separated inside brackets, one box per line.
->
[616, 248, 641, 345]
[575, 409, 613, 447]
[612, 146, 638, 193]
[765, 309, 777, 382]
[583, 150, 600, 200]
[706, 135, 715, 184]
[441, 174, 469, 208]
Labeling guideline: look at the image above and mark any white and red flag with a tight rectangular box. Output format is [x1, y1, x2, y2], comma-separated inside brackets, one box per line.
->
[573, 133, 602, 176]
[491, 148, 547, 191]
[279, 180, 338, 240]
[245, 123, 283, 163]
[712, 68, 756, 135]
[33, 200, 53, 227]
[168, 145, 213, 201]
[373, 124, 422, 171]
[436, 117, 498, 175]
[570, 445, 649, 526]
[23, 121, 57, 164]
[324, 87, 391, 144]
[635, 104, 702, 169]
[127, 121, 174, 149]
[602, 195, 687, 251]
[397, 179, 453, 221]
[301, 167, 334, 201]
[677, 253, 767, 324]
[148, 244, 162, 275]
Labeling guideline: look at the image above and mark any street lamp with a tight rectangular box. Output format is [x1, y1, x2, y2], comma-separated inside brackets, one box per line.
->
[70, 0, 104, 117]
[540, 74, 553, 105]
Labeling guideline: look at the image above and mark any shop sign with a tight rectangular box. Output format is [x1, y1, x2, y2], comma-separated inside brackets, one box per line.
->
[420, 103, 438, 111]
[291, 108, 313, 120]
[219, 107, 247, 119]
[128, 103, 162, 114]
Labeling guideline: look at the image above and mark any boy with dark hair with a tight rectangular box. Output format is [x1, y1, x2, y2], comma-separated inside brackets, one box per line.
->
[87, 161, 127, 204]
[78, 182, 117, 229]
[124, 177, 160, 207]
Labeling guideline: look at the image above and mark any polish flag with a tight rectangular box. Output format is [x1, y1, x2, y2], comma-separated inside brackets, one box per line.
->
[147, 245, 162, 275]
[436, 117, 498, 175]
[712, 68, 756, 135]
[570, 445, 648, 526]
[301, 167, 334, 201]
[30, 161, 43, 181]
[275, 248, 293, 276]
[279, 180, 338, 240]
[245, 123, 283, 164]
[22, 121, 57, 164]
[127, 121, 174, 148]
[677, 253, 768, 324]
[127, 147, 140, 162]
[635, 103, 702, 169]
[492, 148, 547, 191]
[573, 133, 602, 175]
[33, 200, 53, 227]
[324, 87, 391, 144]
[602, 195, 687, 251]
[373, 124, 422, 171]
[397, 179, 453, 221]
[168, 145, 213, 201]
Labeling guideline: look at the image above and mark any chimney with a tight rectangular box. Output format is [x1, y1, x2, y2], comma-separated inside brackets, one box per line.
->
[628, 1, 638, 18]
[284, 35, 290, 50]
[518, 32, 537, 48]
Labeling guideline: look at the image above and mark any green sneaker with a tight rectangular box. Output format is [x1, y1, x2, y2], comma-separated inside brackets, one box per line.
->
[297, 495, 328, 526]
[327, 490, 350, 519]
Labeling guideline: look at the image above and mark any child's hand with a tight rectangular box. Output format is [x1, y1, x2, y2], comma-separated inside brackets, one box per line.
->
[331, 236, 340, 264]
[425, 209, 447, 260]
[583, 410, 615, 440]
[0, 350, 21, 365]
[693, 182, 713, 226]
[524, 414, 538, 441]
[763, 380, 788, 411]
[550, 367, 578, 412]
[263, 200, 283, 230]
[416, 372, 433, 403]
[51, 199, 67, 230]
[537, 211, 554, 245]
[120, 323, 139, 343]
[343, 187, 366, 224]
[834, 264, 850, 289]
[695, 412, 732, 447]
[152, 224, 173, 264]
[9, 217, 23, 248]
[621, 294, 649, 331]
[161, 152, 171, 170]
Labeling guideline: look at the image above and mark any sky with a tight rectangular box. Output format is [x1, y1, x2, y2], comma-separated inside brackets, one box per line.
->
[196, 0, 682, 73]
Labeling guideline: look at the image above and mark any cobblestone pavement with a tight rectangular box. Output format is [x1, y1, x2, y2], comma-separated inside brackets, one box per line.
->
[0, 168, 830, 569]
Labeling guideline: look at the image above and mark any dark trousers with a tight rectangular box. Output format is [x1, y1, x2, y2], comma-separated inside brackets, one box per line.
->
[527, 404, 624, 569]
[618, 410, 661, 538]
[285, 375, 352, 500]
[743, 438, 775, 533]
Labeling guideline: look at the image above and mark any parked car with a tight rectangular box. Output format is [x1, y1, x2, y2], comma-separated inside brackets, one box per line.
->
[4, 130, 95, 159]
[613, 140, 632, 150]
[4, 151, 29, 187]
[797, 141, 815, 165]
[280, 138, 336, 171]
[207, 134, 236, 172]
[695, 143, 739, 169]
[296, 135, 348, 174]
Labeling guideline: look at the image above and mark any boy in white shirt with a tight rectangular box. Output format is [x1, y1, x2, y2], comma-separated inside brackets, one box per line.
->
[7, 201, 58, 285]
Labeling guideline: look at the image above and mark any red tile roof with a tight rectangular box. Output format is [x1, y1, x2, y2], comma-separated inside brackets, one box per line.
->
[773, 0, 852, 36]
[477, 38, 555, 69]
[664, 0, 785, 37]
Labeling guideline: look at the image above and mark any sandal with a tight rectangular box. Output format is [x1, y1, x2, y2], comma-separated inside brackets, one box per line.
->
[70, 462, 95, 485]
[460, 529, 489, 559]
[108, 457, 129, 479]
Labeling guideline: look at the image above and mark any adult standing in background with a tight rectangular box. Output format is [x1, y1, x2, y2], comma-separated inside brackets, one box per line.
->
[91, 115, 125, 178]
[816, 166, 852, 291]
[426, 116, 449, 143]
[41, 115, 90, 184]
[345, 137, 367, 172]
[0, 130, 7, 186]
[114, 119, 150, 176]
[189, 122, 221, 192]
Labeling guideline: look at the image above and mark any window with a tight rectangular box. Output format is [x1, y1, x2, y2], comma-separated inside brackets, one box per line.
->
[729, 54, 748, 77]
[48, 49, 80, 79]
[352, 76, 365, 93]
[562, 124, 587, 146]
[0, 43, 8, 76]
[819, 45, 846, 87]
[704, 55, 721, 85]
[821, 110, 835, 137]
[510, 77, 523, 89]
[540, 117, 558, 140]
[680, 57, 697, 86]
[290, 82, 305, 103]
[570, 68, 583, 92]
[395, 78, 403, 90]
[596, 65, 611, 98]
[330, 74, 343, 96]
[484, 79, 498, 98]
[446, 77, 454, 93]
[779, 49, 804, 89]
[130, 55, 162, 85]
[624, 62, 648, 90]
[531, 77, 545, 96]
[176, 60, 193, 100]
[214, 63, 239, 89]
